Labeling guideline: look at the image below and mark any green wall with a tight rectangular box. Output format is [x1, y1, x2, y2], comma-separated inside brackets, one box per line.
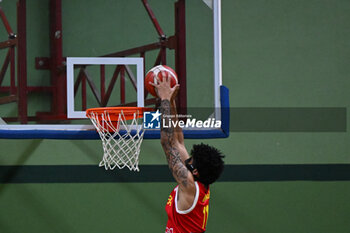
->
[0, 0, 349, 232]
[1, 182, 349, 233]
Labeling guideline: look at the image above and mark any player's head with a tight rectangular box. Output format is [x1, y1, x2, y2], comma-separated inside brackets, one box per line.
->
[186, 143, 225, 186]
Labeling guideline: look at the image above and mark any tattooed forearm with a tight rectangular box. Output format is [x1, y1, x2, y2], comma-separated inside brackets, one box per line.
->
[167, 147, 188, 187]
[160, 99, 189, 187]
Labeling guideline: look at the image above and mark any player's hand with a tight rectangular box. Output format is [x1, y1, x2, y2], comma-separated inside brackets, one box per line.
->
[150, 71, 179, 100]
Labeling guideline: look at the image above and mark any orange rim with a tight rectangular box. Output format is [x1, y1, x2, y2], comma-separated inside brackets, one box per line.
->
[86, 107, 154, 121]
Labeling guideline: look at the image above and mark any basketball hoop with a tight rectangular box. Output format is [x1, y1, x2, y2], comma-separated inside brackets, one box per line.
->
[86, 107, 153, 172]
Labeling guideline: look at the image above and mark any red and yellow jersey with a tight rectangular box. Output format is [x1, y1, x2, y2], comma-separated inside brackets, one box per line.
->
[165, 182, 210, 233]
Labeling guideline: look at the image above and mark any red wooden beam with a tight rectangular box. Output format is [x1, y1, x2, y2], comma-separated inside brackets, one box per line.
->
[0, 39, 17, 49]
[82, 74, 86, 110]
[141, 0, 166, 39]
[49, 0, 65, 116]
[0, 49, 10, 86]
[175, 0, 187, 116]
[0, 86, 53, 92]
[17, 0, 28, 124]
[100, 65, 105, 102]
[120, 66, 125, 105]
[102, 41, 164, 58]
[0, 95, 17, 105]
[154, 49, 163, 67]
[161, 47, 166, 64]
[35, 113, 67, 121]
[0, 7, 15, 37]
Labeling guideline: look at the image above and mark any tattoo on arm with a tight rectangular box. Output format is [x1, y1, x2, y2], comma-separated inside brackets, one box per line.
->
[160, 99, 189, 187]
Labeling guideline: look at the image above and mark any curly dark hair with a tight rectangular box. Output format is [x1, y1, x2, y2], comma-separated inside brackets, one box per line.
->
[190, 143, 225, 186]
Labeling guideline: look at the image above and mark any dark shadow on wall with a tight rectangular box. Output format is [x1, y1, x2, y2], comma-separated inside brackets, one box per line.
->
[0, 139, 42, 192]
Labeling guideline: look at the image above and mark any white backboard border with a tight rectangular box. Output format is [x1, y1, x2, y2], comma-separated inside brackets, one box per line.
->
[66, 57, 144, 119]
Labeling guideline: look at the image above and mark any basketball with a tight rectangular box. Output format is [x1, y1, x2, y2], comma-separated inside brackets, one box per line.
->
[145, 65, 178, 97]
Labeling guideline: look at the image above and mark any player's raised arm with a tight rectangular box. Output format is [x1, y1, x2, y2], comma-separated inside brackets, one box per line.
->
[150, 73, 194, 189]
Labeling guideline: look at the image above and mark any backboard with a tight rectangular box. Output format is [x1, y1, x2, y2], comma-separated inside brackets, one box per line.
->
[0, 0, 229, 139]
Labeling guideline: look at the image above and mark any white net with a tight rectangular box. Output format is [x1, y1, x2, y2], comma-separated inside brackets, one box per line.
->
[87, 109, 145, 172]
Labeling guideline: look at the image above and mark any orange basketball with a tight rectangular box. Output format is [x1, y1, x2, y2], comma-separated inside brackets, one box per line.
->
[145, 65, 178, 97]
